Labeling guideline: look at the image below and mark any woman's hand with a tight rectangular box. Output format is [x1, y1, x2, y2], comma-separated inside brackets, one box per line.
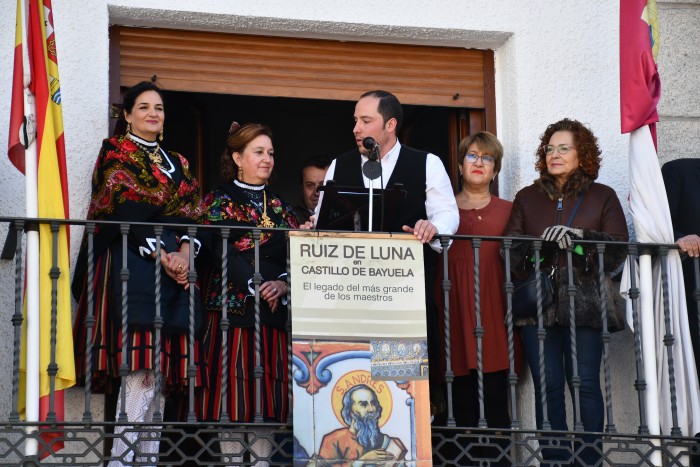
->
[541, 225, 583, 249]
[259, 280, 288, 312]
[299, 215, 315, 230]
[161, 250, 190, 288]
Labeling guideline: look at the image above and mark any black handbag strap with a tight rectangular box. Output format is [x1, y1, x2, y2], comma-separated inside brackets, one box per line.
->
[548, 194, 584, 277]
[566, 195, 584, 227]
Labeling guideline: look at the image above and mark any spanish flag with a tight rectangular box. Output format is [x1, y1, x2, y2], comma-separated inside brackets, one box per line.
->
[9, 0, 75, 457]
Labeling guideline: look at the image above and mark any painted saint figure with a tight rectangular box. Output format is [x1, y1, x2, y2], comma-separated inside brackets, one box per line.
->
[316, 384, 407, 466]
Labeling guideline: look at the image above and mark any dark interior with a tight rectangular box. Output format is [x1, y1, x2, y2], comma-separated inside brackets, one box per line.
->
[161, 91, 454, 203]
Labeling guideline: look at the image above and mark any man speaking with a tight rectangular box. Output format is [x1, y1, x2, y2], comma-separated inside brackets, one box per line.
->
[314, 90, 458, 421]
[315, 90, 457, 245]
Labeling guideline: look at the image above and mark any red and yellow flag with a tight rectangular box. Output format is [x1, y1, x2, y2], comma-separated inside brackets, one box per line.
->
[10, 0, 75, 456]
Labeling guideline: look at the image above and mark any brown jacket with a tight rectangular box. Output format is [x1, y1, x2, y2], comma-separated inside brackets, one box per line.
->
[505, 173, 629, 329]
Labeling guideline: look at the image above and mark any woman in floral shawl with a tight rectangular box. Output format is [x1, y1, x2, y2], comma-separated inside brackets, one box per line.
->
[72, 81, 206, 465]
[199, 122, 299, 465]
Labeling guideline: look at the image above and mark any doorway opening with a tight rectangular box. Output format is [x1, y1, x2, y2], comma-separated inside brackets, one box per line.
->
[161, 91, 457, 201]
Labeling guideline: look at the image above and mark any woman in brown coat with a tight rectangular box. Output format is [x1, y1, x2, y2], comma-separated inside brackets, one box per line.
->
[504, 118, 628, 466]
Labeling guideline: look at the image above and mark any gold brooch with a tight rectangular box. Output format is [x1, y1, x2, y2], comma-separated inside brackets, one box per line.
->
[258, 191, 275, 228]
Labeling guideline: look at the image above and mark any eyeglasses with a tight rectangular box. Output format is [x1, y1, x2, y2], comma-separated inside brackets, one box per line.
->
[464, 153, 496, 165]
[544, 144, 576, 155]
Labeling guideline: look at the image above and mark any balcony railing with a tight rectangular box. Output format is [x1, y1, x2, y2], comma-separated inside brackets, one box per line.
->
[0, 216, 699, 466]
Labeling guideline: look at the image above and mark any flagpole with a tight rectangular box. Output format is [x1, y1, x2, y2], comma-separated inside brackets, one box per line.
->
[20, 0, 40, 457]
[639, 252, 662, 465]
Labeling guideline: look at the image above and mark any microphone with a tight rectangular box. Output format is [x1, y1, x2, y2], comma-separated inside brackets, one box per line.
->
[362, 137, 380, 162]
[362, 137, 379, 151]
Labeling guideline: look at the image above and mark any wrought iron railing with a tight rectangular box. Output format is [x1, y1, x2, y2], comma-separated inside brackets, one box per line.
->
[0, 216, 699, 466]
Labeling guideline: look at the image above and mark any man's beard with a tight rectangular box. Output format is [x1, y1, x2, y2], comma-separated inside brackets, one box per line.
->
[354, 411, 382, 451]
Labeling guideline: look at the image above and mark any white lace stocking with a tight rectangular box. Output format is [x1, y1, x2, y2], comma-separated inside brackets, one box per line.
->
[108, 370, 165, 467]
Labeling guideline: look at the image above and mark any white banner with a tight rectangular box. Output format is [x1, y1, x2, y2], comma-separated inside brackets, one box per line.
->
[290, 231, 426, 340]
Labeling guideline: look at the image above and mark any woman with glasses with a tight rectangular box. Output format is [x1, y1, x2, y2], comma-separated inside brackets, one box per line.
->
[436, 131, 513, 463]
[504, 118, 628, 466]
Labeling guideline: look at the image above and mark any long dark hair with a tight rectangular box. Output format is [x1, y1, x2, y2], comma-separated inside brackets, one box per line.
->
[122, 81, 164, 114]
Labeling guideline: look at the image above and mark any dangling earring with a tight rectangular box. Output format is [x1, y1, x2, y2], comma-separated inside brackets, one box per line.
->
[238, 166, 243, 180]
[126, 122, 131, 134]
[158, 128, 164, 142]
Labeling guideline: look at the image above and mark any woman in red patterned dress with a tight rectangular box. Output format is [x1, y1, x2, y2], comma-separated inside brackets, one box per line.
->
[199, 122, 299, 466]
[72, 81, 206, 466]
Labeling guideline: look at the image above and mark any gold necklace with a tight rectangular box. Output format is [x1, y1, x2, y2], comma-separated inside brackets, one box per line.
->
[468, 193, 491, 220]
[463, 192, 491, 210]
[128, 133, 164, 167]
[148, 149, 163, 166]
[258, 190, 275, 228]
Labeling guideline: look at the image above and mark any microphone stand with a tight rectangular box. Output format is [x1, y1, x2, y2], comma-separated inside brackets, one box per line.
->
[368, 182, 374, 232]
[362, 144, 382, 232]
[379, 163, 385, 232]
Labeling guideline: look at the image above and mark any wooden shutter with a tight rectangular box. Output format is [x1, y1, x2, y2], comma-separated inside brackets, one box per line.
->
[116, 27, 490, 109]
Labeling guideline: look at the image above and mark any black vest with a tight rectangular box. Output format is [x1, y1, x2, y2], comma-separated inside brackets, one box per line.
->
[332, 145, 428, 233]
[333, 145, 441, 357]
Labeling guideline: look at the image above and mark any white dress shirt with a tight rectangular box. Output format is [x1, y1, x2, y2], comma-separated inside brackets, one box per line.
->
[314, 140, 458, 251]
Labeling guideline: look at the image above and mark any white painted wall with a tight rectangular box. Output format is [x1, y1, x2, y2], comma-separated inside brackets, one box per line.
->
[0, 0, 698, 453]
